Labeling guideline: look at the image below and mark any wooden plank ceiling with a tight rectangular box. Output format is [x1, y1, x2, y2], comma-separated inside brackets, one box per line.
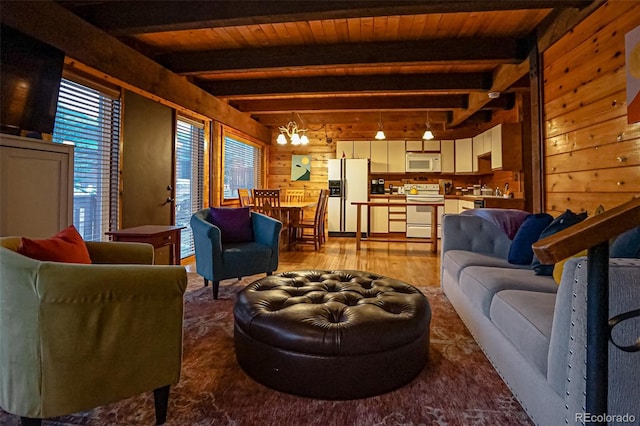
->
[58, 0, 596, 134]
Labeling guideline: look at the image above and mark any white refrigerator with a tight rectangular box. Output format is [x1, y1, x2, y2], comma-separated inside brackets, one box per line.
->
[327, 158, 369, 236]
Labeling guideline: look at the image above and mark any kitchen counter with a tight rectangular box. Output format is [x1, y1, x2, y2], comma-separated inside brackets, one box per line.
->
[447, 195, 525, 210]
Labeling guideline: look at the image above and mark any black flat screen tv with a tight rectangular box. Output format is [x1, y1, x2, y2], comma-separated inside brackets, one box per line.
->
[1, 25, 65, 137]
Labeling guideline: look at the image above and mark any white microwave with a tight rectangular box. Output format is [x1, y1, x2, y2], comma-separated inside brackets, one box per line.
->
[405, 153, 441, 172]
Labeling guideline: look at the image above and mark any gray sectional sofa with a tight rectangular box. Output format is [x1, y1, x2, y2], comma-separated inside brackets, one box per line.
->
[441, 212, 640, 426]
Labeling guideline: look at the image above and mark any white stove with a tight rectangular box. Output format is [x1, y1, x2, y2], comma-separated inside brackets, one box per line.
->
[403, 184, 445, 238]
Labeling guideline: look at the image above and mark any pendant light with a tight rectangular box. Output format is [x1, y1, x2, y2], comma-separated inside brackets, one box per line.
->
[374, 112, 386, 140]
[422, 111, 434, 140]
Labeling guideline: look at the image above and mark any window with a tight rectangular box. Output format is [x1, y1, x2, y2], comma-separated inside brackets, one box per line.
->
[223, 133, 262, 200]
[53, 78, 121, 242]
[175, 117, 205, 258]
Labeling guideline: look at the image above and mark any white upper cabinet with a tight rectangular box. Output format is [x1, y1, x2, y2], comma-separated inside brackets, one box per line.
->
[440, 140, 455, 173]
[370, 140, 388, 173]
[454, 138, 473, 173]
[422, 139, 441, 151]
[353, 140, 371, 159]
[387, 140, 406, 173]
[405, 140, 423, 151]
[336, 140, 354, 158]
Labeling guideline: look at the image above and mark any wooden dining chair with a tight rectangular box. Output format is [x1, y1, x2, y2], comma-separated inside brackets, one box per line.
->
[291, 189, 329, 250]
[237, 188, 253, 207]
[252, 189, 282, 221]
[284, 189, 305, 203]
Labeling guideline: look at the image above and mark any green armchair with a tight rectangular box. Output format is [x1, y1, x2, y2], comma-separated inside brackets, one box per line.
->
[0, 237, 187, 425]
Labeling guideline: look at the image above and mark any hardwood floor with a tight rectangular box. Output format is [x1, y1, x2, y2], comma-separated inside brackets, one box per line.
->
[184, 236, 442, 288]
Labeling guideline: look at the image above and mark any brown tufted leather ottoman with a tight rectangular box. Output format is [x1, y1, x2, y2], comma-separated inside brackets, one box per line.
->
[233, 270, 431, 399]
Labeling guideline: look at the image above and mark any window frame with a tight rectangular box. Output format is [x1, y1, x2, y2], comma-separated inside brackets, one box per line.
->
[221, 126, 267, 205]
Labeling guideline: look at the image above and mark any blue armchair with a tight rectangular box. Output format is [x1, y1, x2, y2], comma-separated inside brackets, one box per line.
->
[190, 209, 282, 299]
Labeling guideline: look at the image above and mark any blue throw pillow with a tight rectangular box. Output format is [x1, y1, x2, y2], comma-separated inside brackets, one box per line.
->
[531, 209, 588, 275]
[508, 213, 554, 265]
[206, 207, 254, 243]
[610, 226, 640, 258]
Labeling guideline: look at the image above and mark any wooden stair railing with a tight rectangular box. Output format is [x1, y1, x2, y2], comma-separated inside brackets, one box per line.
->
[532, 197, 640, 424]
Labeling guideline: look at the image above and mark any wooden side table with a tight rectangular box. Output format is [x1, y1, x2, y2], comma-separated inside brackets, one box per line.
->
[106, 225, 186, 265]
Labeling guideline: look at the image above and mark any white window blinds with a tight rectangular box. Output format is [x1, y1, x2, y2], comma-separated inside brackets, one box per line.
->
[175, 117, 205, 258]
[223, 135, 262, 200]
[53, 78, 121, 242]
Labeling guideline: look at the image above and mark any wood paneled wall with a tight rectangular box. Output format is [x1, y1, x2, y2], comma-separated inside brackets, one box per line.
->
[543, 0, 640, 216]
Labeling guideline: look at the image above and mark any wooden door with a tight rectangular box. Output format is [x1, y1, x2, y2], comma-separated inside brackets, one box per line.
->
[121, 91, 174, 229]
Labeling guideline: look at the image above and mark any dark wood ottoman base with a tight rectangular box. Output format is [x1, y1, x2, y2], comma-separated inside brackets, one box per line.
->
[233, 270, 431, 400]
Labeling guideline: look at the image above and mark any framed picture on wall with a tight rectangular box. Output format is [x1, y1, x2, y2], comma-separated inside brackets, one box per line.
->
[291, 155, 311, 181]
[626, 25, 640, 124]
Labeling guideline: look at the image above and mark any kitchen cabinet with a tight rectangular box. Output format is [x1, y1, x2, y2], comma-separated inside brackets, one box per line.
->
[370, 203, 389, 233]
[444, 199, 458, 215]
[353, 140, 371, 159]
[336, 140, 354, 159]
[370, 140, 388, 173]
[388, 198, 406, 233]
[454, 138, 473, 173]
[1, 134, 74, 238]
[387, 140, 405, 173]
[458, 199, 475, 213]
[405, 140, 423, 151]
[440, 140, 455, 173]
[490, 123, 522, 171]
[423, 140, 441, 151]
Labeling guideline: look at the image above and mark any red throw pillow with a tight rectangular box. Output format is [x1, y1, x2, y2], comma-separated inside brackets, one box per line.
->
[18, 225, 92, 264]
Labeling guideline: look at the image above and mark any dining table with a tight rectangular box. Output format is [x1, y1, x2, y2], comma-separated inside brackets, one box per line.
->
[276, 200, 317, 250]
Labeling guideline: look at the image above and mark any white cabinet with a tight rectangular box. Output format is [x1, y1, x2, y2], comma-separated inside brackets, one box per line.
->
[423, 139, 441, 151]
[388, 198, 406, 233]
[444, 199, 458, 215]
[353, 141, 371, 159]
[370, 140, 405, 173]
[369, 140, 388, 173]
[405, 140, 423, 151]
[1, 134, 74, 238]
[489, 123, 522, 171]
[440, 140, 455, 173]
[370, 203, 389, 233]
[458, 199, 475, 213]
[454, 138, 473, 173]
[336, 140, 354, 158]
[490, 125, 503, 170]
[387, 140, 405, 173]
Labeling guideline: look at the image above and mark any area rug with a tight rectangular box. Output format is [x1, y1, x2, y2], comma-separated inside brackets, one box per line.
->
[0, 273, 532, 425]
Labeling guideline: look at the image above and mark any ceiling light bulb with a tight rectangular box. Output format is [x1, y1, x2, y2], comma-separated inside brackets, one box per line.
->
[374, 130, 386, 140]
[422, 129, 434, 140]
[291, 133, 301, 145]
[277, 133, 288, 145]
[300, 134, 309, 145]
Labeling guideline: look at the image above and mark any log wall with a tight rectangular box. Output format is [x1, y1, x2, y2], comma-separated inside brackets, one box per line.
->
[542, 0, 640, 216]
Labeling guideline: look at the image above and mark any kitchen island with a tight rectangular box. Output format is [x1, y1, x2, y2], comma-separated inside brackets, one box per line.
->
[351, 201, 444, 253]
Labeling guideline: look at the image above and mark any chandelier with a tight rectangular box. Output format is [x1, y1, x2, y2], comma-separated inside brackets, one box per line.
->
[277, 119, 309, 145]
[374, 111, 386, 140]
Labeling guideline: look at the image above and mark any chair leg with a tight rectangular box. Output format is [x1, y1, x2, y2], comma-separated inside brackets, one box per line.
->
[267, 271, 273, 276]
[203, 278, 209, 287]
[20, 418, 42, 426]
[213, 281, 220, 299]
[153, 385, 170, 425]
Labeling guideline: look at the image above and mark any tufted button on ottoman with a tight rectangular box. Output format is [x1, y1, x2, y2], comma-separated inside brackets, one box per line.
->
[233, 270, 431, 399]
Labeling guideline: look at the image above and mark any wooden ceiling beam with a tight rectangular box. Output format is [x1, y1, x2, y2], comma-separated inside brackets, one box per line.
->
[63, 1, 596, 35]
[157, 38, 526, 75]
[449, 60, 530, 127]
[201, 73, 492, 97]
[230, 95, 469, 113]
[252, 111, 451, 127]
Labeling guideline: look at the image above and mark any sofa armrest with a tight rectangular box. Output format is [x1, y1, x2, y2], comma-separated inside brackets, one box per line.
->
[252, 212, 282, 249]
[0, 261, 187, 417]
[441, 214, 513, 259]
[559, 258, 640, 423]
[85, 241, 155, 265]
